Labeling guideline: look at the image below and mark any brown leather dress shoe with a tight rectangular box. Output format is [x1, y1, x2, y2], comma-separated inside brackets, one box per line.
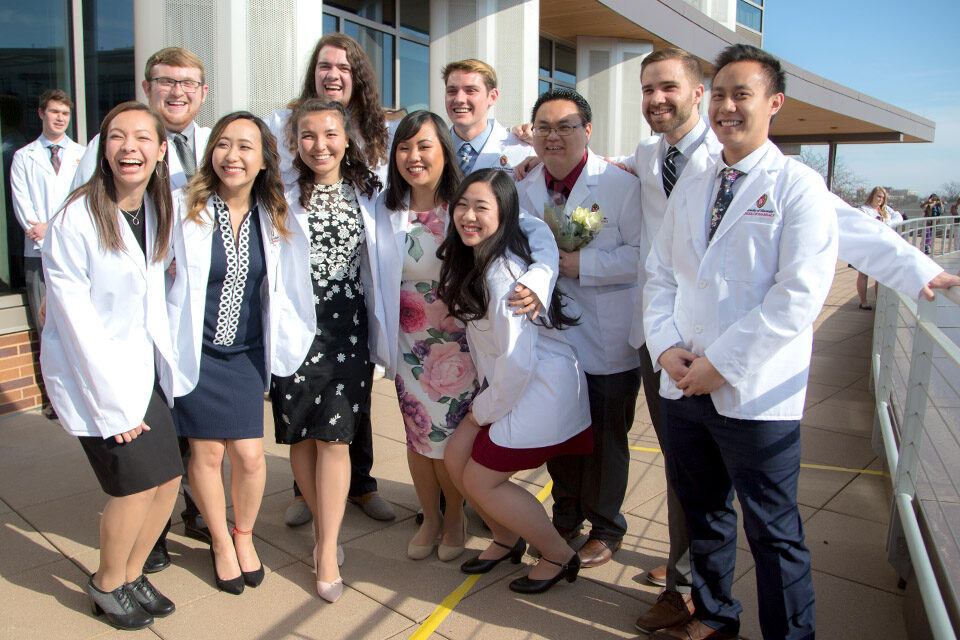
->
[578, 537, 622, 568]
[635, 590, 694, 632]
[651, 618, 737, 639]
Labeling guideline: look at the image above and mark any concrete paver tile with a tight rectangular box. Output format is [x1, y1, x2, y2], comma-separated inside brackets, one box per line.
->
[802, 510, 902, 593]
[801, 403, 875, 438]
[821, 459, 891, 524]
[0, 446, 101, 510]
[17, 489, 104, 559]
[0, 510, 64, 577]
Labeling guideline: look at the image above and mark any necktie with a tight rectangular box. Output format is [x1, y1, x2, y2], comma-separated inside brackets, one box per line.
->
[708, 168, 744, 241]
[49, 145, 61, 174]
[662, 145, 680, 198]
[458, 142, 477, 174]
[172, 133, 197, 179]
[547, 179, 568, 207]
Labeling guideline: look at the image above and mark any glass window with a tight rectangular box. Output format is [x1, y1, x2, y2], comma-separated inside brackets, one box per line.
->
[327, 0, 395, 27]
[323, 13, 337, 35]
[398, 39, 427, 112]
[82, 0, 135, 138]
[538, 80, 550, 96]
[399, 1, 428, 38]
[538, 35, 577, 93]
[539, 37, 551, 77]
[344, 21, 395, 107]
[554, 43, 577, 86]
[737, 0, 763, 31]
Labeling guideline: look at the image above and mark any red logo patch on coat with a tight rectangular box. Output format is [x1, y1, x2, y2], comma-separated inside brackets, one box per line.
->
[591, 203, 600, 212]
[756, 194, 768, 209]
[499, 155, 508, 166]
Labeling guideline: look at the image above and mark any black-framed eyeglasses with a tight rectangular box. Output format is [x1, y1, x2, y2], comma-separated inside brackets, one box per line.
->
[532, 122, 587, 137]
[150, 77, 203, 93]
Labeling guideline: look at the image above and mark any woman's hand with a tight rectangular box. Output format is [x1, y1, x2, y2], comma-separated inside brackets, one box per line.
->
[114, 421, 150, 444]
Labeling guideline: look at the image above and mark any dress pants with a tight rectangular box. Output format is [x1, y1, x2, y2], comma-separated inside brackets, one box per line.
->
[23, 257, 45, 332]
[547, 367, 641, 542]
[660, 394, 815, 640]
[639, 344, 692, 594]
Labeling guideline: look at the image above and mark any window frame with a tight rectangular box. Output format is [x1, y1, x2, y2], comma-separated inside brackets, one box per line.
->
[538, 32, 578, 94]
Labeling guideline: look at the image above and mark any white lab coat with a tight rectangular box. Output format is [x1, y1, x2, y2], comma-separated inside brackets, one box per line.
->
[372, 195, 558, 379]
[468, 254, 591, 449]
[40, 195, 177, 438]
[517, 149, 643, 376]
[167, 193, 312, 397]
[72, 126, 211, 192]
[628, 128, 942, 349]
[9, 136, 86, 257]
[643, 142, 838, 420]
[281, 183, 386, 369]
[457, 119, 533, 176]
[858, 203, 904, 226]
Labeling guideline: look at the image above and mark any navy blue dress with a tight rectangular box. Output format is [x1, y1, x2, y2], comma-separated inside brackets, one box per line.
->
[174, 197, 268, 440]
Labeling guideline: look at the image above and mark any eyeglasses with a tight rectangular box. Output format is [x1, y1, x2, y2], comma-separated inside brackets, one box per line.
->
[149, 77, 203, 93]
[532, 122, 587, 137]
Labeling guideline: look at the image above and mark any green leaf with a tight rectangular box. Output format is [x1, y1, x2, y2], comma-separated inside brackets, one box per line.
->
[425, 337, 442, 345]
[411, 365, 423, 379]
[428, 429, 447, 442]
[448, 398, 460, 416]
[426, 328, 445, 340]
[402, 353, 420, 366]
[415, 281, 434, 295]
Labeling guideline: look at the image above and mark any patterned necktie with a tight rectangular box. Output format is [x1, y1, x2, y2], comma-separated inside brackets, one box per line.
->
[708, 168, 744, 241]
[172, 132, 197, 179]
[662, 145, 680, 198]
[49, 145, 61, 174]
[458, 142, 477, 174]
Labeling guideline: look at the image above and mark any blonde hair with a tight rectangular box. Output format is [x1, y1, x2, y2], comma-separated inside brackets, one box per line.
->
[441, 59, 498, 91]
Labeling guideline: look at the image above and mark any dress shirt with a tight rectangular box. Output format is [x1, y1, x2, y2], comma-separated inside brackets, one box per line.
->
[659, 117, 708, 183]
[451, 119, 495, 174]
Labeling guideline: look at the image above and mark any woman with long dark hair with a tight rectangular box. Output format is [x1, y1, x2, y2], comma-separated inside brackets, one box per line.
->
[168, 111, 302, 594]
[42, 101, 180, 630]
[269, 98, 382, 602]
[437, 168, 592, 594]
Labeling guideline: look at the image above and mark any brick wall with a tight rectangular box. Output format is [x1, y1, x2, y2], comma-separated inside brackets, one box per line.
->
[0, 330, 45, 415]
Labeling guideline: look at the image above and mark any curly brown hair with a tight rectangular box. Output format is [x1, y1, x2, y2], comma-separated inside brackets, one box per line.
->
[289, 34, 388, 169]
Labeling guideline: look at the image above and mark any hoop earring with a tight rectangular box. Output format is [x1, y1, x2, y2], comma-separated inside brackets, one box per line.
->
[100, 157, 111, 174]
[154, 159, 168, 178]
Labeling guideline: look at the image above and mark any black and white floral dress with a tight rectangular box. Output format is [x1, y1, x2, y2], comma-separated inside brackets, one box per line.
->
[271, 180, 371, 445]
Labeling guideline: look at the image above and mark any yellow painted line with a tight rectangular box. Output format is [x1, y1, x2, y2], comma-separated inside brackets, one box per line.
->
[630, 446, 888, 477]
[410, 480, 555, 638]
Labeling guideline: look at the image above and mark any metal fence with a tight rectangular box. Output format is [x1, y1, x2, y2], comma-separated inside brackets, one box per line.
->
[872, 215, 960, 639]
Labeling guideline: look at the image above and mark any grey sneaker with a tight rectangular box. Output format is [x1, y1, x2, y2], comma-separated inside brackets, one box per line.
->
[348, 492, 396, 521]
[284, 497, 312, 527]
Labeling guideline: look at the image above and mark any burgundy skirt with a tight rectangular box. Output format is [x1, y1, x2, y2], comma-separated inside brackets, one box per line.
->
[471, 425, 594, 473]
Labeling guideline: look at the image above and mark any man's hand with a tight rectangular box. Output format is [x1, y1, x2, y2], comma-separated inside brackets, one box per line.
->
[676, 357, 727, 396]
[25, 220, 44, 242]
[511, 123, 534, 145]
[920, 270, 960, 301]
[507, 284, 543, 319]
[514, 155, 541, 181]
[559, 250, 580, 279]
[658, 347, 698, 383]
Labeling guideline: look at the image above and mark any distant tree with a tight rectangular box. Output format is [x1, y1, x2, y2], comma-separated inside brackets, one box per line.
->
[798, 148, 864, 205]
[939, 180, 960, 204]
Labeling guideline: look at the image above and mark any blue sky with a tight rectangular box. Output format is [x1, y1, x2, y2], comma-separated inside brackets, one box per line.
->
[763, 0, 960, 196]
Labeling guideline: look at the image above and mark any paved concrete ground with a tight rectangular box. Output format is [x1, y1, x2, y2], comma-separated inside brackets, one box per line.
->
[0, 263, 907, 639]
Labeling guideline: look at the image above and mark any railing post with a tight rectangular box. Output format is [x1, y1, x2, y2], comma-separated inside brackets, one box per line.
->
[872, 284, 900, 456]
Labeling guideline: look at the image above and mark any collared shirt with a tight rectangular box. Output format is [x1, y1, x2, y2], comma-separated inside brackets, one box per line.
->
[704, 140, 771, 237]
[166, 121, 196, 151]
[544, 150, 589, 200]
[39, 133, 68, 151]
[451, 119, 495, 173]
[660, 117, 708, 182]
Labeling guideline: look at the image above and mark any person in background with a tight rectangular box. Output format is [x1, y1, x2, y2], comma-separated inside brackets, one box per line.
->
[855, 186, 903, 310]
[922, 193, 943, 255]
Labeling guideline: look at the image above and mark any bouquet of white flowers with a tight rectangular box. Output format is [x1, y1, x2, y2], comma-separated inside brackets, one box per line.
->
[543, 204, 603, 252]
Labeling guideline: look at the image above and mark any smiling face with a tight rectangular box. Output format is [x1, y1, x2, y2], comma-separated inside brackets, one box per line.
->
[314, 46, 354, 106]
[104, 110, 166, 190]
[531, 99, 591, 180]
[39, 100, 71, 142]
[395, 120, 445, 195]
[444, 70, 498, 140]
[142, 63, 207, 133]
[297, 110, 347, 185]
[641, 58, 703, 144]
[709, 60, 784, 165]
[454, 180, 500, 247]
[212, 118, 265, 201]
[870, 190, 886, 210]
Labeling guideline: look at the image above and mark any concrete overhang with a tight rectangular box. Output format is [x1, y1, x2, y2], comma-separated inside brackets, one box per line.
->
[540, 0, 935, 144]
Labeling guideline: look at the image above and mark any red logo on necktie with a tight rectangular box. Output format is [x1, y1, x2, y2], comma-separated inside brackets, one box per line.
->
[756, 194, 768, 209]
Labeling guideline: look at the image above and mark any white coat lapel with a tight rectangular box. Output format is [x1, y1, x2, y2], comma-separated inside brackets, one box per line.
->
[30, 142, 56, 179]
[709, 167, 776, 246]
[116, 205, 147, 277]
[257, 201, 281, 287]
[144, 198, 174, 363]
[686, 170, 714, 260]
[474, 121, 508, 171]
[524, 168, 551, 219]
[564, 152, 598, 214]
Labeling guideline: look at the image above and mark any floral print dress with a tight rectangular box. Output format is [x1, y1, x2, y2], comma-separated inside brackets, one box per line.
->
[396, 205, 479, 458]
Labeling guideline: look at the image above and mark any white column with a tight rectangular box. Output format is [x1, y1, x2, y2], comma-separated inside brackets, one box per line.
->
[575, 37, 653, 158]
[429, 0, 539, 129]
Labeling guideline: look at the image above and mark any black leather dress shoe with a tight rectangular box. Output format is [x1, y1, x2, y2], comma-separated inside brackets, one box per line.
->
[460, 538, 526, 574]
[127, 574, 175, 617]
[509, 552, 580, 594]
[87, 576, 153, 630]
[183, 514, 211, 544]
[142, 540, 170, 574]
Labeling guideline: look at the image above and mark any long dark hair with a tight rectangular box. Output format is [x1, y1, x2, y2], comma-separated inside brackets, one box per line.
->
[186, 111, 290, 237]
[288, 33, 387, 168]
[437, 169, 576, 328]
[384, 110, 462, 212]
[63, 101, 172, 262]
[290, 99, 380, 207]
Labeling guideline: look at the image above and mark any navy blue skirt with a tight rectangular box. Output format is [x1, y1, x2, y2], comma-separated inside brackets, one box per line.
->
[173, 346, 266, 440]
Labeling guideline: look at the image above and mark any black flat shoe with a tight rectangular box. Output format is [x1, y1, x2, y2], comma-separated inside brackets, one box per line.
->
[142, 539, 170, 574]
[460, 538, 526, 574]
[86, 576, 153, 630]
[209, 548, 244, 595]
[509, 552, 580, 594]
[127, 574, 175, 617]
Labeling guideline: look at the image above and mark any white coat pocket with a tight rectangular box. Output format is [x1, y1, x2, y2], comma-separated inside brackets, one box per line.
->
[723, 221, 779, 283]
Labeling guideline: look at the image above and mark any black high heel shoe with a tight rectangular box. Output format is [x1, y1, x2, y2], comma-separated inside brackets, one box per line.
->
[460, 538, 526, 574]
[209, 547, 244, 595]
[86, 576, 153, 630]
[509, 552, 580, 594]
[232, 527, 265, 587]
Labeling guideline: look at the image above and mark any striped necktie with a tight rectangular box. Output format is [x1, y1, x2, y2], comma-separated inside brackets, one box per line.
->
[662, 145, 680, 198]
[708, 168, 744, 241]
